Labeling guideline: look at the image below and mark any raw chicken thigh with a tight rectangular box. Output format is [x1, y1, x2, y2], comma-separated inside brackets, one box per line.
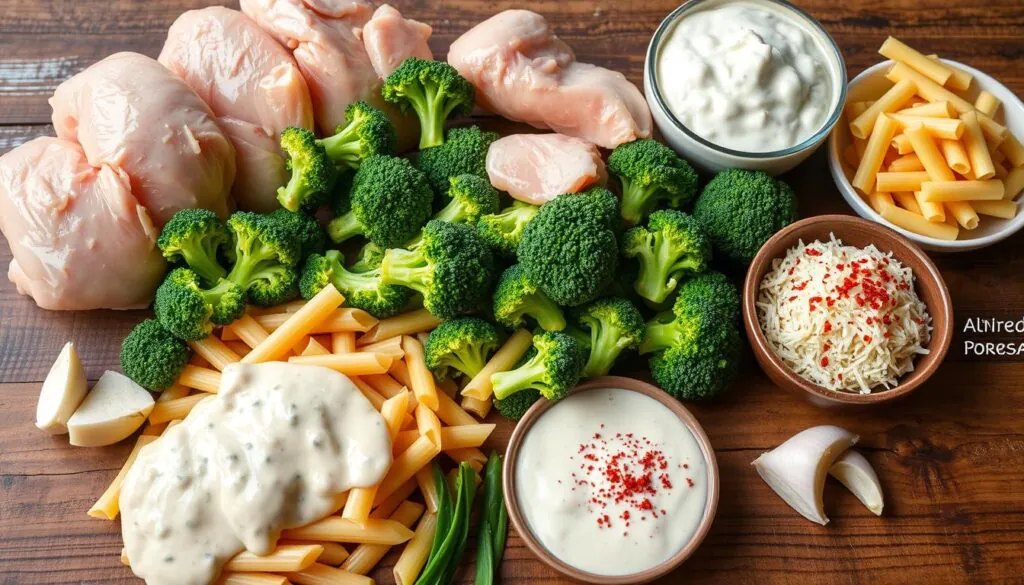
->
[0, 138, 167, 310]
[362, 5, 433, 78]
[160, 7, 315, 212]
[487, 133, 607, 205]
[448, 10, 652, 148]
[50, 52, 235, 226]
[240, 0, 380, 134]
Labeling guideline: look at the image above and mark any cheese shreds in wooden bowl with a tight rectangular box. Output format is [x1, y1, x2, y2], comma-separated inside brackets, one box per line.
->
[756, 234, 932, 394]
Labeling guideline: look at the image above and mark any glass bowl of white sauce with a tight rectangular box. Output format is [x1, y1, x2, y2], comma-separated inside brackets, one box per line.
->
[503, 376, 720, 584]
[644, 0, 847, 175]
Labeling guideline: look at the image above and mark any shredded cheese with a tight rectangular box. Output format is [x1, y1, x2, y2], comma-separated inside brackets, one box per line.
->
[756, 234, 931, 394]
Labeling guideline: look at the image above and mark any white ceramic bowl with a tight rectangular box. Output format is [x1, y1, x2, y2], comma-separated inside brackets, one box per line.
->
[828, 59, 1024, 252]
[643, 0, 847, 175]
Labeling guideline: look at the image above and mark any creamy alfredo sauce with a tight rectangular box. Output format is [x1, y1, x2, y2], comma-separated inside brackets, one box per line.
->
[657, 0, 835, 152]
[120, 363, 392, 585]
[515, 388, 708, 576]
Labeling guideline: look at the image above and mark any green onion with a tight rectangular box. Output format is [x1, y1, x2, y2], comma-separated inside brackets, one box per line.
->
[475, 452, 508, 585]
[416, 462, 477, 585]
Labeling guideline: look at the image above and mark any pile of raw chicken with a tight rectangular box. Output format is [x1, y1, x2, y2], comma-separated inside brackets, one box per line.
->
[0, 1, 651, 311]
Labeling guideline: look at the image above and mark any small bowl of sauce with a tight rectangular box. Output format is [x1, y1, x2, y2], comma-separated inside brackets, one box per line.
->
[504, 376, 719, 584]
[644, 0, 847, 175]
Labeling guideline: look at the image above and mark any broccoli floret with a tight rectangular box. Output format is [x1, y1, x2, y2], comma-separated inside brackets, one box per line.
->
[277, 126, 335, 212]
[692, 169, 798, 265]
[492, 264, 566, 332]
[638, 272, 742, 401]
[573, 186, 621, 232]
[649, 325, 741, 401]
[317, 101, 396, 171]
[433, 174, 500, 225]
[477, 201, 539, 258]
[327, 155, 433, 248]
[575, 297, 645, 377]
[225, 212, 301, 307]
[424, 318, 499, 380]
[350, 241, 388, 273]
[154, 268, 246, 341]
[675, 271, 741, 325]
[157, 209, 230, 283]
[267, 209, 325, 259]
[380, 220, 495, 319]
[623, 210, 711, 304]
[607, 139, 699, 225]
[299, 250, 408, 318]
[381, 58, 475, 149]
[491, 332, 583, 402]
[120, 319, 191, 392]
[517, 193, 619, 307]
[414, 126, 498, 195]
[493, 388, 542, 421]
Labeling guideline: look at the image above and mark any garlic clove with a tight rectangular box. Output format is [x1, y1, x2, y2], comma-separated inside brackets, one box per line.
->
[829, 449, 884, 516]
[751, 425, 859, 525]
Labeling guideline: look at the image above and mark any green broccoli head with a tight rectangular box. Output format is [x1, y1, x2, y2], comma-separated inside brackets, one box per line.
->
[434, 174, 500, 225]
[299, 250, 408, 318]
[575, 297, 645, 377]
[380, 220, 496, 319]
[424, 317, 499, 380]
[492, 264, 566, 332]
[317, 101, 396, 171]
[154, 268, 246, 341]
[649, 324, 741, 401]
[381, 58, 475, 149]
[267, 208, 325, 259]
[623, 210, 711, 304]
[157, 209, 229, 283]
[120, 319, 191, 392]
[477, 201, 539, 258]
[518, 193, 619, 307]
[414, 126, 498, 195]
[277, 126, 336, 212]
[225, 212, 301, 307]
[327, 155, 433, 248]
[494, 388, 542, 421]
[491, 332, 584, 402]
[607, 138, 699, 225]
[674, 271, 741, 325]
[692, 169, 798, 264]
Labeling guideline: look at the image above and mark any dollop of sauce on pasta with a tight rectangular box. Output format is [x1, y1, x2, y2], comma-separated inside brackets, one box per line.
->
[120, 363, 392, 585]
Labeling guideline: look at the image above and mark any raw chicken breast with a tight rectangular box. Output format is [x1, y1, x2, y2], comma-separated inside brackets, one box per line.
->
[448, 10, 652, 148]
[240, 0, 380, 134]
[0, 138, 167, 310]
[50, 52, 235, 226]
[160, 7, 315, 212]
[362, 5, 433, 78]
[487, 133, 607, 204]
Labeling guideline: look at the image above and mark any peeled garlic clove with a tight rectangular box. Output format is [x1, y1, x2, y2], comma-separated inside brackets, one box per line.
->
[752, 425, 859, 525]
[36, 342, 88, 434]
[829, 450, 884, 516]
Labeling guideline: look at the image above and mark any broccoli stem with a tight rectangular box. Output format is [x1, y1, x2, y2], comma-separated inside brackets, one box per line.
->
[491, 357, 545, 401]
[619, 178, 661, 225]
[582, 323, 629, 378]
[638, 320, 679, 355]
[433, 199, 468, 224]
[226, 244, 275, 289]
[406, 82, 449, 149]
[635, 233, 705, 303]
[526, 294, 567, 332]
[181, 245, 226, 284]
[380, 247, 432, 296]
[449, 347, 489, 380]
[327, 212, 363, 244]
[277, 175, 307, 212]
[318, 122, 362, 168]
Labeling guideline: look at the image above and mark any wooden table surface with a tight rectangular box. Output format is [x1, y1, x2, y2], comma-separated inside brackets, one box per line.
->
[1, 1, 1023, 584]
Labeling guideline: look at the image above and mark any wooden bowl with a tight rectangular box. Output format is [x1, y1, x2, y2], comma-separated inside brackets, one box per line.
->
[742, 215, 953, 408]
[502, 376, 720, 584]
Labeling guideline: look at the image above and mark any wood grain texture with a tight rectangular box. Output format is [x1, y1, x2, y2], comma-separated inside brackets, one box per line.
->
[1, 0, 1023, 584]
